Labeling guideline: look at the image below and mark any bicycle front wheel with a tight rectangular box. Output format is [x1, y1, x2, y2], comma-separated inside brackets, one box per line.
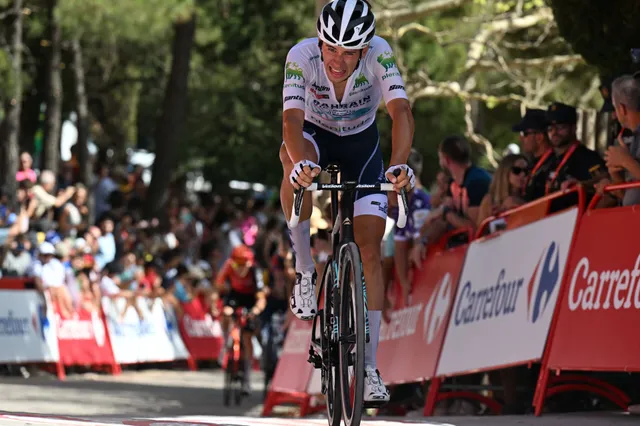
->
[321, 260, 342, 426]
[338, 242, 365, 426]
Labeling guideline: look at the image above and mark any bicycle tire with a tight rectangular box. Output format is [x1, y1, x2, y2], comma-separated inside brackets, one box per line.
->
[338, 242, 365, 426]
[322, 260, 342, 426]
[223, 353, 235, 406]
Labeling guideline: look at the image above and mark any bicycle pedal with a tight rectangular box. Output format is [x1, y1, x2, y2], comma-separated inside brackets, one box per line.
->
[307, 349, 323, 369]
[363, 400, 389, 409]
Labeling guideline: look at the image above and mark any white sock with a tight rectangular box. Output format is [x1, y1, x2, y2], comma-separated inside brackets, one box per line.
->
[288, 219, 315, 274]
[364, 310, 381, 369]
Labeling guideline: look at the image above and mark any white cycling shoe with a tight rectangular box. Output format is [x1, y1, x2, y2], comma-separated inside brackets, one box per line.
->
[290, 271, 317, 321]
[364, 366, 390, 403]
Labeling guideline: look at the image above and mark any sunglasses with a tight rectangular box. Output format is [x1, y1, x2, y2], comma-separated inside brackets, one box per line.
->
[511, 166, 528, 175]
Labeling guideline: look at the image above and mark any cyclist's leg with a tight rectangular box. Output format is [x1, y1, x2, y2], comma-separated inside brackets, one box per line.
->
[335, 121, 390, 401]
[279, 124, 325, 320]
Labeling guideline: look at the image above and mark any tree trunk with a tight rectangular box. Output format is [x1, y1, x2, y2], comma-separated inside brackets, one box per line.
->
[72, 37, 91, 186]
[144, 13, 196, 219]
[1, 0, 24, 208]
[43, 0, 62, 175]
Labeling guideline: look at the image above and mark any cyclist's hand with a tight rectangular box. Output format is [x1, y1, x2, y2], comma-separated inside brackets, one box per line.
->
[290, 160, 321, 190]
[385, 164, 415, 192]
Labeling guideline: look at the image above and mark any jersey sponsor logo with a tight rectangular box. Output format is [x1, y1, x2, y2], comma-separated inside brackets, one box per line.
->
[340, 118, 369, 133]
[382, 72, 401, 81]
[310, 87, 329, 99]
[371, 200, 388, 215]
[284, 95, 304, 102]
[312, 83, 330, 92]
[377, 51, 397, 72]
[349, 84, 373, 96]
[311, 95, 371, 110]
[389, 85, 404, 91]
[310, 54, 320, 61]
[284, 82, 304, 90]
[354, 73, 369, 88]
[285, 62, 304, 80]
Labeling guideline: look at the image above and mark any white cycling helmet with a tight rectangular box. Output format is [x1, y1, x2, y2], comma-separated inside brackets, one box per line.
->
[317, 0, 376, 50]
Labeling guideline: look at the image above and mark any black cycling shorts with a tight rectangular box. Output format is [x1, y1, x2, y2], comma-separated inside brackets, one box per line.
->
[288, 120, 389, 220]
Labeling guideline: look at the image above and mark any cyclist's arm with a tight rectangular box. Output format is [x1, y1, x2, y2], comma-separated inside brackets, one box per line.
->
[282, 44, 312, 164]
[370, 37, 414, 167]
[251, 267, 267, 315]
[387, 99, 414, 167]
[283, 109, 307, 164]
[214, 261, 231, 293]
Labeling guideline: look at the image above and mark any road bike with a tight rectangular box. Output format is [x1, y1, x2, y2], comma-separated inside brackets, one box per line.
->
[222, 306, 250, 407]
[289, 164, 408, 426]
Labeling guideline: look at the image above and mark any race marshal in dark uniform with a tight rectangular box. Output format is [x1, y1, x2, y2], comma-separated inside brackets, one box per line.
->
[538, 102, 606, 198]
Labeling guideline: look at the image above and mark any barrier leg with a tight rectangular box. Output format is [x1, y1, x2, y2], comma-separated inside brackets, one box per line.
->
[186, 356, 197, 371]
[262, 391, 276, 416]
[424, 377, 441, 416]
[299, 395, 311, 417]
[55, 360, 66, 380]
[533, 367, 550, 416]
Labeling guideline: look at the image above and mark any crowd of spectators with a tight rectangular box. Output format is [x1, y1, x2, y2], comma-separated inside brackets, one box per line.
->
[0, 151, 299, 382]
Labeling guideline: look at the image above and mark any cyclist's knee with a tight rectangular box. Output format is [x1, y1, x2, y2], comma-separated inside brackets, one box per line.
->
[359, 241, 382, 266]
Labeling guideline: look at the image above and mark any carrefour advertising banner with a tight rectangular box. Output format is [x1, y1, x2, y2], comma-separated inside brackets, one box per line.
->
[0, 290, 59, 363]
[436, 208, 578, 377]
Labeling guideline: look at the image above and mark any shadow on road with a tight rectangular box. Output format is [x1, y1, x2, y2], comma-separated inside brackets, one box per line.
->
[0, 369, 272, 418]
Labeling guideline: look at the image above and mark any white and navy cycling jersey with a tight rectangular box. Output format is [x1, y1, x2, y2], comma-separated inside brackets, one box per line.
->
[282, 36, 408, 137]
[281, 36, 408, 220]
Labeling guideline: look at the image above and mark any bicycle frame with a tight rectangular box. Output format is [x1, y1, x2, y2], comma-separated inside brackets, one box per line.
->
[303, 164, 407, 357]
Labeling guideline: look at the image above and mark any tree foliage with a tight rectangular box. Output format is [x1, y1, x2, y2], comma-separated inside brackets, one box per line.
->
[0, 0, 619, 193]
[546, 0, 640, 77]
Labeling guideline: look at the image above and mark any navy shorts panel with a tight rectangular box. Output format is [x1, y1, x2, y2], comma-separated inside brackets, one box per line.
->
[302, 121, 385, 201]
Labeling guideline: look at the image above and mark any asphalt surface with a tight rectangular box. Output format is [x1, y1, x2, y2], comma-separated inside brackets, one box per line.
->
[0, 368, 636, 426]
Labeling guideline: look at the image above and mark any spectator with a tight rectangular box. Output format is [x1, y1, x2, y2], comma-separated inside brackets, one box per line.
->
[477, 154, 529, 227]
[94, 164, 117, 220]
[100, 261, 143, 320]
[603, 74, 640, 205]
[419, 136, 491, 240]
[511, 109, 551, 201]
[543, 102, 607, 195]
[16, 152, 37, 183]
[2, 235, 32, 276]
[58, 184, 89, 238]
[32, 242, 74, 318]
[95, 217, 116, 269]
[31, 170, 76, 225]
[429, 170, 451, 209]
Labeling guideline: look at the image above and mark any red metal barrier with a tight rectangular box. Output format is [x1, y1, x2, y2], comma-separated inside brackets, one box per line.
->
[54, 302, 120, 379]
[0, 278, 34, 290]
[477, 185, 586, 238]
[533, 182, 640, 415]
[378, 243, 467, 386]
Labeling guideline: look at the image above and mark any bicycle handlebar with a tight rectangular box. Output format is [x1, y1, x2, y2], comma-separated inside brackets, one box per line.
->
[289, 168, 409, 229]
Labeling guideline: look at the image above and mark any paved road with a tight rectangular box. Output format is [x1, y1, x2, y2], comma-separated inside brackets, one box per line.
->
[0, 369, 636, 426]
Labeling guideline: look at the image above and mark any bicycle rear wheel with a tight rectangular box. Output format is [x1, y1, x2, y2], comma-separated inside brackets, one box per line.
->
[322, 261, 342, 426]
[338, 242, 365, 426]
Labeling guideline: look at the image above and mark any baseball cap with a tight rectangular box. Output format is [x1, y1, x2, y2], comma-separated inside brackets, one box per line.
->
[512, 108, 548, 132]
[39, 242, 56, 256]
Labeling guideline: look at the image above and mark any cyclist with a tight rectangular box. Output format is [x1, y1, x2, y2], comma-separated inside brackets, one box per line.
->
[279, 0, 415, 403]
[215, 244, 267, 395]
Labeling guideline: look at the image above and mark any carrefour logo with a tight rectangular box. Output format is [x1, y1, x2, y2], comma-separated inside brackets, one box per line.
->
[423, 273, 452, 344]
[454, 242, 560, 326]
[527, 241, 560, 323]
